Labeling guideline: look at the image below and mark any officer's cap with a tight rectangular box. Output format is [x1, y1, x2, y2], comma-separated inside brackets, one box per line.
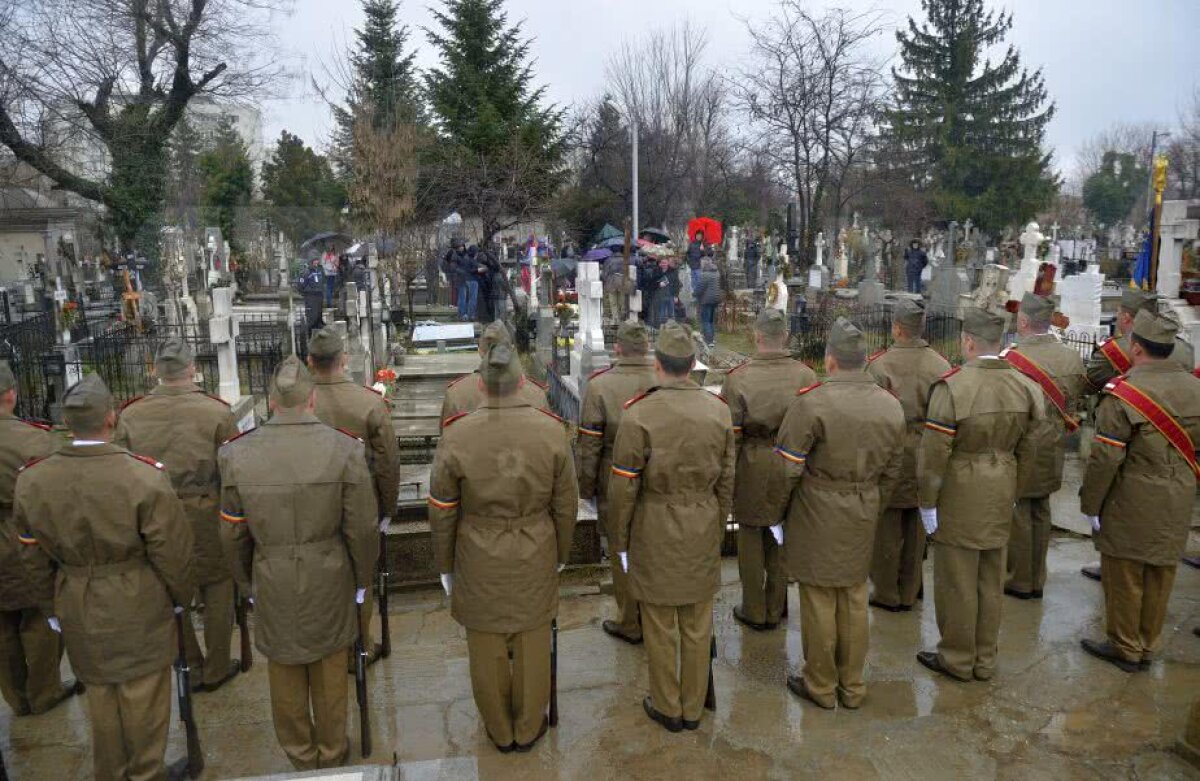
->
[479, 321, 514, 353]
[827, 316, 865, 363]
[1120, 287, 1159, 315]
[62, 374, 113, 433]
[962, 307, 1006, 343]
[0, 361, 15, 394]
[655, 320, 695, 359]
[307, 328, 344, 359]
[616, 321, 650, 352]
[479, 343, 523, 395]
[892, 298, 926, 331]
[1131, 309, 1179, 347]
[155, 337, 194, 379]
[271, 355, 314, 408]
[1019, 292, 1056, 323]
[755, 308, 789, 339]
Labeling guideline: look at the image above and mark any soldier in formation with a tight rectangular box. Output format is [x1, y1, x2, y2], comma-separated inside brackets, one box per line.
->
[428, 343, 577, 752]
[769, 317, 905, 709]
[441, 320, 547, 426]
[114, 338, 243, 691]
[577, 321, 658, 645]
[15, 375, 195, 780]
[608, 322, 735, 732]
[218, 357, 378, 770]
[916, 308, 1042, 682]
[0, 362, 78, 718]
[865, 299, 949, 612]
[722, 309, 816, 631]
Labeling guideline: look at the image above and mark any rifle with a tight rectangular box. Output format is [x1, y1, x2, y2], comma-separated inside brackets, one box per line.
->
[1, 745, 8, 781]
[234, 586, 252, 672]
[174, 611, 205, 778]
[704, 633, 717, 712]
[354, 603, 372, 758]
[548, 619, 559, 728]
[376, 530, 390, 659]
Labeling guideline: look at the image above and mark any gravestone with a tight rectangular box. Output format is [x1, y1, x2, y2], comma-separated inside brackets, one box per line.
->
[857, 237, 885, 307]
[571, 261, 609, 388]
[808, 232, 830, 290]
[1058, 263, 1106, 344]
[1157, 200, 1199, 300]
[1011, 221, 1046, 296]
[969, 263, 1012, 312]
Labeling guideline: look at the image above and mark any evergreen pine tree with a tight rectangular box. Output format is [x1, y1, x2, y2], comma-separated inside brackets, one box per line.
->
[197, 117, 254, 253]
[262, 131, 347, 244]
[886, 0, 1057, 230]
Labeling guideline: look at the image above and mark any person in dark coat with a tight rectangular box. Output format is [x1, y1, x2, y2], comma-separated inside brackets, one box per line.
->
[297, 258, 326, 337]
[694, 257, 722, 347]
[904, 240, 929, 294]
[744, 239, 761, 289]
[686, 235, 704, 295]
[638, 258, 666, 327]
[459, 245, 486, 322]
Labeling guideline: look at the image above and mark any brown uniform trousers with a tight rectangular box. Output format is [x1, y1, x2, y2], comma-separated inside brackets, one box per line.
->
[919, 359, 1041, 680]
[865, 340, 950, 609]
[1081, 363, 1200, 663]
[85, 667, 172, 781]
[577, 357, 658, 639]
[466, 624, 552, 747]
[609, 379, 735, 722]
[722, 353, 817, 625]
[267, 650, 350, 770]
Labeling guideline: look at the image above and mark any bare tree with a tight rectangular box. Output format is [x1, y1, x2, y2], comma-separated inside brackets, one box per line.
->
[1071, 121, 1158, 194]
[0, 0, 285, 249]
[735, 2, 885, 266]
[1165, 90, 1200, 200]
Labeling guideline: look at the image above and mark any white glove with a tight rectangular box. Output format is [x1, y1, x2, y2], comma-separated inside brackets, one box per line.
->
[379, 516, 392, 533]
[618, 551, 628, 572]
[557, 563, 566, 573]
[355, 588, 366, 605]
[47, 616, 61, 633]
[1086, 515, 1100, 532]
[440, 573, 453, 596]
[581, 498, 598, 518]
[919, 507, 938, 536]
[173, 605, 185, 615]
[769, 524, 784, 546]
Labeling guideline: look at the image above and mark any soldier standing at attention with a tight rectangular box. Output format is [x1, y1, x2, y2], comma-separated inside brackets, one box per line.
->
[577, 321, 657, 645]
[916, 308, 1042, 682]
[307, 328, 400, 665]
[865, 299, 949, 613]
[609, 322, 735, 732]
[722, 309, 816, 631]
[1079, 311, 1200, 672]
[113, 338, 242, 691]
[440, 320, 547, 426]
[218, 357, 378, 770]
[770, 318, 905, 709]
[15, 375, 194, 780]
[0, 361, 79, 716]
[428, 344, 578, 753]
[1001, 294, 1087, 600]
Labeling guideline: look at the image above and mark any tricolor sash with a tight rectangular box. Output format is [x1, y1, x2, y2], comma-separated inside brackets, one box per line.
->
[1105, 378, 1200, 479]
[1098, 338, 1132, 375]
[1002, 348, 1080, 433]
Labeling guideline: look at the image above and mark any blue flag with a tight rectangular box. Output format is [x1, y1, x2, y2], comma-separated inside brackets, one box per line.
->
[1130, 207, 1154, 290]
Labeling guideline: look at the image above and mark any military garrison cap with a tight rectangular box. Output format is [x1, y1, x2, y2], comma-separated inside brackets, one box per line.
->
[0, 361, 14, 394]
[1131, 309, 1179, 347]
[655, 320, 696, 359]
[1019, 292, 1056, 322]
[271, 355, 315, 407]
[1119, 287, 1159, 315]
[616, 321, 650, 352]
[962, 307, 1006, 343]
[755, 308, 789, 338]
[893, 299, 926, 331]
[155, 337, 194, 379]
[480, 343, 523, 394]
[827, 317, 866, 362]
[479, 320, 514, 353]
[62, 374, 113, 433]
[307, 328, 345, 359]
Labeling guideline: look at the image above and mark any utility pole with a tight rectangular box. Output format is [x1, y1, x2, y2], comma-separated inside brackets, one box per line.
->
[631, 119, 640, 242]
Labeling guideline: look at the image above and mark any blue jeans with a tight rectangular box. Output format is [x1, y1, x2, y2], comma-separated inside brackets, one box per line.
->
[655, 294, 674, 327]
[324, 275, 337, 305]
[906, 269, 922, 294]
[690, 268, 701, 296]
[460, 279, 479, 321]
[700, 303, 718, 345]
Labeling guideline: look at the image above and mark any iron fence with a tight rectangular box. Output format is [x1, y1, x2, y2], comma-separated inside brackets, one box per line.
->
[789, 304, 965, 366]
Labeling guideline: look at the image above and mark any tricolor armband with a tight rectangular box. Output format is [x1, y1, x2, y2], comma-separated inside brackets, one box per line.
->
[774, 445, 807, 465]
[428, 495, 460, 510]
[611, 464, 641, 479]
[578, 425, 603, 438]
[732, 425, 744, 434]
[924, 419, 957, 436]
[1094, 433, 1127, 449]
[220, 510, 246, 524]
[16, 532, 37, 545]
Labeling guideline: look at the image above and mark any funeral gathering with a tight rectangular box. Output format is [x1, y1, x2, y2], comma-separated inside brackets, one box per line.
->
[0, 0, 1198, 778]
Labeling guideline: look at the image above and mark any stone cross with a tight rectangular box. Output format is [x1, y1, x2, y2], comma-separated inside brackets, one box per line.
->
[1019, 222, 1043, 264]
[947, 221, 959, 266]
[728, 226, 740, 264]
[53, 278, 70, 345]
[208, 287, 241, 404]
[814, 232, 826, 268]
[963, 219, 974, 240]
[1050, 222, 1060, 242]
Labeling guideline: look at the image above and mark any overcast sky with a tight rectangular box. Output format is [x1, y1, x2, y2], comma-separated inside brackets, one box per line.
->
[259, 0, 1199, 175]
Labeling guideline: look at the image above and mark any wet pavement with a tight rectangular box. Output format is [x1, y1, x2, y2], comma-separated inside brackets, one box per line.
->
[3, 535, 1199, 780]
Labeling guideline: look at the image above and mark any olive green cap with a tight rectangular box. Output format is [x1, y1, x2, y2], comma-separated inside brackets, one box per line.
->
[755, 308, 789, 339]
[307, 328, 344, 359]
[479, 320, 514, 353]
[655, 320, 695, 359]
[1019, 292, 1056, 322]
[1131, 309, 1179, 347]
[479, 343, 523, 394]
[1119, 287, 1159, 315]
[0, 361, 15, 394]
[826, 316, 865, 362]
[271, 355, 315, 408]
[893, 299, 926, 331]
[62, 374, 113, 433]
[962, 306, 1006, 343]
[154, 337, 194, 379]
[616, 321, 650, 352]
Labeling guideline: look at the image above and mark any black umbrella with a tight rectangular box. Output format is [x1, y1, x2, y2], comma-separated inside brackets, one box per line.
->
[551, 257, 578, 277]
[638, 226, 671, 244]
[300, 232, 353, 251]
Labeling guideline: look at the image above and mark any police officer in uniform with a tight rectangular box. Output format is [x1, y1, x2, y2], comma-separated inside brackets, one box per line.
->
[577, 321, 657, 645]
[771, 318, 905, 709]
[114, 338, 242, 691]
[218, 357, 378, 770]
[1001, 294, 1087, 600]
[307, 328, 400, 665]
[1079, 311, 1200, 672]
[609, 322, 735, 732]
[15, 375, 195, 780]
[916, 308, 1042, 682]
[441, 321, 547, 426]
[0, 361, 78, 716]
[866, 299, 950, 612]
[722, 309, 816, 631]
[428, 343, 578, 752]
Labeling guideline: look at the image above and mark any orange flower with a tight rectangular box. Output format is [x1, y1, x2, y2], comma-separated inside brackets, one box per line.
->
[375, 368, 396, 383]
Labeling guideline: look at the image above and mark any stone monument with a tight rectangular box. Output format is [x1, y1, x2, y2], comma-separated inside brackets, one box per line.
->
[929, 221, 970, 316]
[857, 233, 885, 307]
[1011, 221, 1046, 296]
[1157, 200, 1199, 300]
[570, 260, 609, 389]
[808, 232, 830, 291]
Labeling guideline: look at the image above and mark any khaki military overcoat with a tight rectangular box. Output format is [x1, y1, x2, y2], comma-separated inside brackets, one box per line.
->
[0, 416, 54, 610]
[312, 376, 400, 517]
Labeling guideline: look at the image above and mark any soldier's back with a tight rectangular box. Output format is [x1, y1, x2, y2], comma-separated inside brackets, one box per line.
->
[441, 371, 547, 424]
[313, 377, 386, 436]
[586, 361, 658, 451]
[0, 418, 54, 610]
[725, 355, 817, 437]
[115, 386, 235, 490]
[867, 341, 950, 424]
